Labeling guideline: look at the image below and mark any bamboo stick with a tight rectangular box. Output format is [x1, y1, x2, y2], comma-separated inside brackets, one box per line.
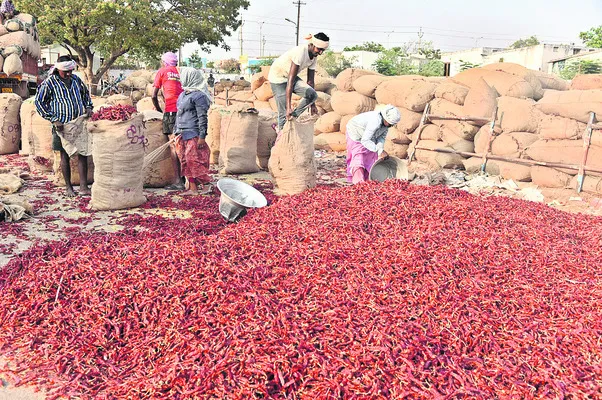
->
[426, 114, 491, 124]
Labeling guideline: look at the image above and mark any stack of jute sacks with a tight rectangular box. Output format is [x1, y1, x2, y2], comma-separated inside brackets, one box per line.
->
[0, 13, 40, 76]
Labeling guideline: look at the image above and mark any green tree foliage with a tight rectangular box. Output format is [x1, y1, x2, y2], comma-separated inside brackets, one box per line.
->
[183, 51, 205, 69]
[318, 51, 357, 77]
[510, 36, 540, 49]
[343, 42, 386, 53]
[218, 58, 241, 73]
[248, 58, 275, 74]
[417, 41, 441, 60]
[459, 60, 480, 71]
[559, 60, 602, 80]
[419, 60, 444, 77]
[206, 61, 216, 69]
[579, 26, 602, 48]
[18, 0, 249, 88]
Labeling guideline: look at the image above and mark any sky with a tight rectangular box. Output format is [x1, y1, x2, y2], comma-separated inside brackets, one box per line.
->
[182, 0, 602, 61]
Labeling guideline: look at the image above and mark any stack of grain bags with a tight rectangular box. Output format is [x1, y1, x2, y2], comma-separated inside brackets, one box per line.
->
[0, 14, 40, 76]
[116, 70, 156, 104]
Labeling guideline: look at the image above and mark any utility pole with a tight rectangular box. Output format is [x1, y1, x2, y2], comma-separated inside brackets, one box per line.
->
[262, 35, 267, 57]
[417, 27, 424, 53]
[257, 22, 265, 57]
[239, 20, 244, 57]
[293, 0, 305, 46]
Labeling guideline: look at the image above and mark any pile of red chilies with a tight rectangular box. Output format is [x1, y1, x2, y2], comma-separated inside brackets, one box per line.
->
[90, 105, 138, 121]
[1, 181, 602, 399]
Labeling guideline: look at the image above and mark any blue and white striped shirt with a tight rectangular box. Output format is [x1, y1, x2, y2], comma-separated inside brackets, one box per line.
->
[35, 74, 93, 123]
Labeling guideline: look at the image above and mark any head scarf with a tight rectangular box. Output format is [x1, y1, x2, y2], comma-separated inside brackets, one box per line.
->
[305, 34, 329, 49]
[0, 0, 15, 14]
[49, 59, 77, 76]
[381, 105, 401, 125]
[161, 52, 178, 67]
[179, 67, 212, 101]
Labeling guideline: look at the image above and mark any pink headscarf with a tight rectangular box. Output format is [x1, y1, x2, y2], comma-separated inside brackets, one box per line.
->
[161, 52, 178, 67]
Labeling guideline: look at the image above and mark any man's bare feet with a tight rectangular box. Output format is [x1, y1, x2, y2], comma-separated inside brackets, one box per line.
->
[181, 190, 198, 196]
[80, 185, 91, 196]
[65, 186, 77, 197]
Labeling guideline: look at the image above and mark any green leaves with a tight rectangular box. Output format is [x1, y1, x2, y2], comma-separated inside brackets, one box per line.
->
[317, 51, 356, 78]
[579, 26, 602, 48]
[510, 36, 540, 49]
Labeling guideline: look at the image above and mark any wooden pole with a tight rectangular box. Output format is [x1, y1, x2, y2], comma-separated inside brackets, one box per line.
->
[426, 114, 491, 124]
[407, 103, 430, 164]
[576, 112, 596, 193]
[480, 107, 499, 173]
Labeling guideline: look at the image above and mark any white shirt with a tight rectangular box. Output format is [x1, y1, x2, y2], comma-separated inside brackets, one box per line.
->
[346, 111, 389, 154]
[268, 45, 317, 84]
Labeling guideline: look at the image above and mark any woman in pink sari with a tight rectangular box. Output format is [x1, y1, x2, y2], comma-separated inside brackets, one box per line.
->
[345, 105, 401, 184]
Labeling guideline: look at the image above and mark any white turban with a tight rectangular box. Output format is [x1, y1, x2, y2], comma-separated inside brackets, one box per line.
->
[381, 105, 401, 125]
[55, 60, 77, 71]
[305, 34, 329, 49]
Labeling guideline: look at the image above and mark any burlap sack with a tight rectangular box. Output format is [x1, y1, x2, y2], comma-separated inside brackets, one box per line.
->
[51, 151, 95, 187]
[253, 100, 271, 111]
[570, 74, 602, 90]
[268, 117, 317, 195]
[3, 53, 22, 75]
[229, 91, 255, 107]
[314, 132, 346, 152]
[463, 78, 498, 123]
[384, 135, 409, 159]
[269, 97, 278, 112]
[219, 105, 259, 174]
[452, 68, 535, 99]
[388, 126, 412, 145]
[141, 111, 176, 188]
[535, 90, 602, 123]
[482, 62, 544, 100]
[260, 66, 271, 80]
[19, 100, 34, 155]
[340, 114, 355, 135]
[537, 115, 585, 140]
[532, 71, 569, 91]
[130, 77, 150, 90]
[251, 73, 265, 91]
[525, 139, 602, 176]
[497, 161, 531, 182]
[57, 115, 92, 157]
[331, 91, 376, 116]
[463, 157, 500, 175]
[0, 173, 22, 195]
[0, 32, 33, 55]
[145, 83, 155, 97]
[375, 80, 436, 112]
[434, 81, 469, 105]
[531, 166, 572, 188]
[257, 111, 278, 170]
[89, 114, 146, 210]
[353, 75, 390, 98]
[429, 99, 478, 140]
[474, 125, 493, 154]
[314, 112, 341, 133]
[496, 97, 542, 133]
[491, 132, 538, 158]
[253, 81, 274, 101]
[136, 97, 158, 112]
[28, 109, 54, 172]
[106, 94, 133, 107]
[440, 127, 475, 153]
[315, 76, 336, 94]
[131, 91, 144, 103]
[569, 175, 602, 194]
[315, 91, 332, 112]
[0, 94, 21, 155]
[207, 107, 222, 165]
[429, 97, 464, 116]
[411, 140, 464, 168]
[411, 124, 440, 141]
[336, 68, 378, 92]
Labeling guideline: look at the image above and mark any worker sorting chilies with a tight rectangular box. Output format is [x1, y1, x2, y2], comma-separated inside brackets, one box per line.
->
[345, 105, 401, 184]
[268, 32, 330, 132]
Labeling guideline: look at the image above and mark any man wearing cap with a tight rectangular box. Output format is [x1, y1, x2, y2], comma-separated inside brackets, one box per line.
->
[345, 105, 401, 184]
[153, 51, 184, 190]
[268, 32, 330, 131]
[35, 55, 93, 197]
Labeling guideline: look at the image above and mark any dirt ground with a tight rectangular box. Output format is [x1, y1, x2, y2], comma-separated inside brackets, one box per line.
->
[1, 150, 601, 399]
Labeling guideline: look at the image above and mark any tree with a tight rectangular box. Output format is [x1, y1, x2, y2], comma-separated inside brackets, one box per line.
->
[19, 0, 249, 91]
[318, 51, 357, 77]
[510, 36, 540, 49]
[249, 58, 275, 74]
[184, 51, 204, 69]
[343, 42, 386, 53]
[218, 58, 241, 73]
[559, 59, 602, 80]
[459, 60, 480, 71]
[373, 48, 416, 76]
[579, 26, 602, 48]
[206, 61, 216, 69]
[419, 60, 444, 77]
[417, 41, 441, 60]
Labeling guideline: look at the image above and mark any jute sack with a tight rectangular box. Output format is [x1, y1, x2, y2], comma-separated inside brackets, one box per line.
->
[474, 125, 493, 154]
[497, 161, 531, 182]
[429, 99, 478, 140]
[434, 81, 469, 105]
[219, 105, 259, 174]
[440, 127, 475, 153]
[314, 132, 346, 152]
[257, 111, 278, 170]
[331, 91, 376, 116]
[315, 91, 332, 112]
[531, 166, 572, 188]
[463, 157, 500, 175]
[535, 90, 602, 123]
[19, 100, 34, 155]
[0, 93, 21, 155]
[253, 100, 272, 111]
[28, 110, 54, 172]
[410, 140, 464, 168]
[340, 114, 355, 135]
[353, 75, 390, 98]
[136, 97, 158, 112]
[315, 76, 336, 94]
[207, 107, 222, 165]
[89, 114, 146, 210]
[525, 139, 602, 176]
[229, 91, 255, 108]
[335, 68, 378, 92]
[269, 97, 278, 112]
[106, 94, 133, 107]
[375, 104, 421, 134]
[251, 72, 266, 92]
[374, 80, 436, 112]
[388, 125, 412, 145]
[314, 111, 341, 133]
[532, 71, 569, 91]
[130, 77, 150, 90]
[491, 132, 538, 158]
[569, 175, 602, 194]
[496, 97, 542, 133]
[268, 117, 317, 195]
[452, 68, 535, 99]
[254, 81, 274, 101]
[3, 53, 22, 75]
[463, 78, 498, 123]
[537, 115, 585, 140]
[570, 74, 602, 90]
[410, 124, 440, 141]
[384, 135, 409, 159]
[482, 62, 544, 100]
[51, 151, 95, 186]
[141, 111, 176, 188]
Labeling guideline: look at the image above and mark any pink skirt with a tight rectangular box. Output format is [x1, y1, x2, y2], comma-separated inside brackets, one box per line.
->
[346, 134, 378, 183]
[175, 136, 211, 184]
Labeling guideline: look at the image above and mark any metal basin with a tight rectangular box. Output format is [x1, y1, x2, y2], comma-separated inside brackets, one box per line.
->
[369, 156, 411, 182]
[216, 178, 268, 222]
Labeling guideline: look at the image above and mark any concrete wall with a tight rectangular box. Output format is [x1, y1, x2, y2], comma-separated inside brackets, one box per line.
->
[342, 51, 379, 71]
[441, 47, 504, 76]
[550, 50, 602, 74]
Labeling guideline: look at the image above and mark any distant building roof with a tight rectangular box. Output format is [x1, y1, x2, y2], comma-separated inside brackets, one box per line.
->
[548, 49, 602, 63]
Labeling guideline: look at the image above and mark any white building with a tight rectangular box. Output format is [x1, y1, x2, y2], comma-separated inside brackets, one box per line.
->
[548, 49, 602, 75]
[341, 50, 431, 71]
[442, 44, 598, 76]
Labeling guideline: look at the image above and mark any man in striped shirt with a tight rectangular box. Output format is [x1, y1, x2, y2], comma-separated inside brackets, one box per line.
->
[35, 55, 94, 197]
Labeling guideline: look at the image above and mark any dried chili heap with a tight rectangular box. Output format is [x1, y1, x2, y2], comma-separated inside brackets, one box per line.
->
[1, 181, 602, 399]
[90, 105, 138, 121]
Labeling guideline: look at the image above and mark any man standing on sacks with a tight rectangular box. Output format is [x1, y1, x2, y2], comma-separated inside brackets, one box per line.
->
[268, 32, 330, 132]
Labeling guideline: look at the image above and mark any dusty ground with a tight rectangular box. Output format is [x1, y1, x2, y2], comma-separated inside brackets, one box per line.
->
[1, 150, 601, 399]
